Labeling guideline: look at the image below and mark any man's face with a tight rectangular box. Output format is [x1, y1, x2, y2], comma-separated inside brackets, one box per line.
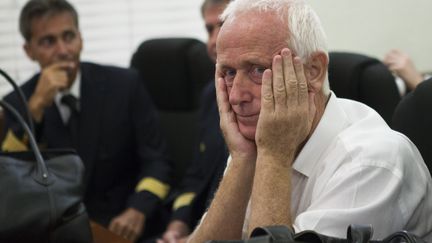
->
[217, 11, 288, 140]
[203, 4, 226, 62]
[24, 12, 82, 83]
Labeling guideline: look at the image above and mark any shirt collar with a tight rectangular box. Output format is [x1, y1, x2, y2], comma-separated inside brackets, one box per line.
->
[292, 92, 349, 177]
[54, 70, 81, 124]
[68, 70, 81, 98]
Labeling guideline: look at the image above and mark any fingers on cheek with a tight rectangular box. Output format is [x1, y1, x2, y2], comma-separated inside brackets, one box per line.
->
[215, 78, 225, 101]
[216, 77, 223, 90]
[293, 57, 304, 77]
[272, 55, 286, 99]
[281, 49, 293, 81]
[261, 69, 274, 109]
[216, 77, 230, 113]
[217, 77, 226, 91]
[263, 69, 273, 88]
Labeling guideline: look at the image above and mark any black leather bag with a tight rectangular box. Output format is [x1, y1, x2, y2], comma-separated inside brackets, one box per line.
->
[207, 225, 427, 243]
[0, 69, 92, 243]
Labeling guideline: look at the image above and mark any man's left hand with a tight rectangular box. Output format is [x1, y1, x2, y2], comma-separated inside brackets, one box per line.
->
[108, 207, 145, 242]
[256, 48, 316, 163]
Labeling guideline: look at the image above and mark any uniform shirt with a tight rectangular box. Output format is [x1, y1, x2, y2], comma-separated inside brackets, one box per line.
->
[170, 82, 228, 228]
[244, 93, 432, 240]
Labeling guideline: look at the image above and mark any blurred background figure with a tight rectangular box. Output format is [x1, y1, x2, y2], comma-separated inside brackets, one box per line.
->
[383, 49, 430, 94]
[1, 1, 173, 242]
[156, 1, 230, 243]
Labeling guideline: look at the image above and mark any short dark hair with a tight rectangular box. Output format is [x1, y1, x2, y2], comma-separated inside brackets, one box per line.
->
[200, 0, 230, 17]
[19, 0, 79, 41]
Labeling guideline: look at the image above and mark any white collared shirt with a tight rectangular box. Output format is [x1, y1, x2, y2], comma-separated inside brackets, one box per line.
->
[242, 92, 432, 241]
[54, 71, 81, 124]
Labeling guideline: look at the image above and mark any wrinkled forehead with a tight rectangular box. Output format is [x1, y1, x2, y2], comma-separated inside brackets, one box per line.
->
[217, 10, 289, 54]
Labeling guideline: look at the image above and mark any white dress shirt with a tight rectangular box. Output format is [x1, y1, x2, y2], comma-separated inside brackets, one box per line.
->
[241, 92, 432, 241]
[290, 93, 432, 240]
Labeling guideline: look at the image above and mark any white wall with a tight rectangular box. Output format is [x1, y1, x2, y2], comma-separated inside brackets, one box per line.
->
[0, 0, 431, 97]
[309, 0, 432, 72]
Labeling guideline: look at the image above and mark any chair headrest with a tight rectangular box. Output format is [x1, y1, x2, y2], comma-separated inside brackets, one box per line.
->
[392, 78, 432, 172]
[329, 52, 385, 98]
[131, 38, 215, 111]
[328, 52, 400, 124]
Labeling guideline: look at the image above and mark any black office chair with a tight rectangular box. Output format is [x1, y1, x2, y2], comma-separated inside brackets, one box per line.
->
[392, 78, 432, 175]
[328, 52, 401, 124]
[130, 38, 215, 183]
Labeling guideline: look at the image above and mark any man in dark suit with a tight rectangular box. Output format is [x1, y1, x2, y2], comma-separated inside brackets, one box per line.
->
[1, 0, 172, 242]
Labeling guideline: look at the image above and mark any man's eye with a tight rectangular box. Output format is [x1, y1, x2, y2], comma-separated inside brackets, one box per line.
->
[223, 69, 236, 87]
[39, 37, 55, 48]
[249, 66, 266, 84]
[63, 31, 76, 42]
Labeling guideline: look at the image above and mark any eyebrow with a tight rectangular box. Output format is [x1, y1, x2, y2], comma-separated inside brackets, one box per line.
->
[37, 34, 56, 43]
[245, 57, 271, 67]
[239, 58, 272, 69]
[217, 64, 233, 71]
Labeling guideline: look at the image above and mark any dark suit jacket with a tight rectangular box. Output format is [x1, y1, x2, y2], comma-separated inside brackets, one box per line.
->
[2, 62, 172, 226]
[170, 81, 228, 228]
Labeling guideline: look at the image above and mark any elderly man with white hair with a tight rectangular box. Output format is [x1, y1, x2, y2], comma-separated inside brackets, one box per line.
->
[187, 0, 432, 242]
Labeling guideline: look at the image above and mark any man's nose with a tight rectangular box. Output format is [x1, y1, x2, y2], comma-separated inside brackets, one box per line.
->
[55, 40, 69, 56]
[228, 73, 254, 106]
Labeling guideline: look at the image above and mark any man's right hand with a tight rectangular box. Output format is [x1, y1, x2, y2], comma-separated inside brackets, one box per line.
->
[29, 61, 74, 122]
[215, 65, 257, 163]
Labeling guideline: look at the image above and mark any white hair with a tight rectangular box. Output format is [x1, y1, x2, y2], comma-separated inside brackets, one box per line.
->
[220, 0, 330, 95]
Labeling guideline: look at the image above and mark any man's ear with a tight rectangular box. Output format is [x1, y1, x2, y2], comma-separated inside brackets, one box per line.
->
[23, 42, 36, 61]
[304, 51, 328, 93]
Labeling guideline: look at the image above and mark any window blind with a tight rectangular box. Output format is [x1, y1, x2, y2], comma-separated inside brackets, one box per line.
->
[0, 0, 206, 97]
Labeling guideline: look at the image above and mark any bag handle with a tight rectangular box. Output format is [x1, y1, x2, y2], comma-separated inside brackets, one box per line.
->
[251, 225, 295, 242]
[347, 225, 373, 243]
[380, 230, 427, 243]
[0, 100, 50, 185]
[0, 68, 35, 135]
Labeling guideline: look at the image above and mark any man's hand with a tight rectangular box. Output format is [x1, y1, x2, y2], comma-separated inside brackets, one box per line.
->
[29, 61, 75, 121]
[215, 66, 257, 163]
[256, 48, 316, 163]
[108, 208, 145, 242]
[157, 220, 190, 243]
[248, 48, 316, 234]
[383, 49, 423, 90]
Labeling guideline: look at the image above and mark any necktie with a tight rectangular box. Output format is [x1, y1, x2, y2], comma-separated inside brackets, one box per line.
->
[61, 94, 80, 147]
